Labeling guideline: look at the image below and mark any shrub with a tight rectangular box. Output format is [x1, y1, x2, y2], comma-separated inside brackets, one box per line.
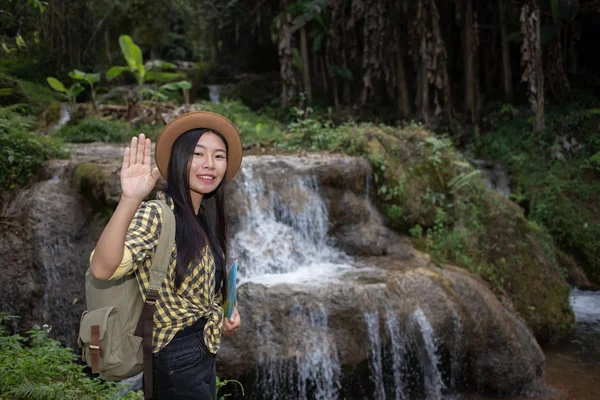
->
[0, 108, 67, 190]
[194, 101, 286, 146]
[0, 313, 142, 400]
[0, 73, 29, 107]
[53, 117, 128, 143]
[477, 103, 600, 285]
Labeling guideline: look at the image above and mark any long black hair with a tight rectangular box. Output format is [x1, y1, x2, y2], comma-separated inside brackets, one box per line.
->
[165, 128, 228, 301]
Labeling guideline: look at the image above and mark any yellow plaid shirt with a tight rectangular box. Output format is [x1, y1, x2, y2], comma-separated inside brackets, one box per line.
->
[107, 191, 224, 354]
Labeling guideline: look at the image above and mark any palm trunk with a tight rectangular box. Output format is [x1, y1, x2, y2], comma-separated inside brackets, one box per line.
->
[300, 26, 313, 105]
[396, 45, 411, 118]
[498, 0, 513, 101]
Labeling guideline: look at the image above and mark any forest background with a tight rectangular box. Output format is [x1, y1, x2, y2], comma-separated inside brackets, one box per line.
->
[1, 0, 600, 398]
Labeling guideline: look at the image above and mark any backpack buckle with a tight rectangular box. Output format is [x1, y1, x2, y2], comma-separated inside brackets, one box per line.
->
[146, 289, 159, 305]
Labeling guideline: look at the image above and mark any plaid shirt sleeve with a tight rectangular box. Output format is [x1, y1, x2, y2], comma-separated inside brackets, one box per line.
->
[108, 201, 162, 279]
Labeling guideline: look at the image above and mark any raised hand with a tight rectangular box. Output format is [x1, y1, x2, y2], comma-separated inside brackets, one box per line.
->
[120, 133, 160, 202]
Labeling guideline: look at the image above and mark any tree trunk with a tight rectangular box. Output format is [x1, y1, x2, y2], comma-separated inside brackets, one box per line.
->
[396, 45, 411, 118]
[278, 3, 298, 108]
[320, 56, 328, 91]
[464, 0, 475, 113]
[332, 74, 340, 107]
[498, 0, 513, 101]
[520, 0, 544, 132]
[299, 26, 313, 105]
[463, 0, 478, 137]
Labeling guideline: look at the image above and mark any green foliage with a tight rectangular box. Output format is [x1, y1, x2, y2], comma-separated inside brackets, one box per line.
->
[0, 107, 67, 190]
[193, 101, 287, 147]
[478, 103, 600, 284]
[69, 69, 100, 110]
[53, 117, 128, 143]
[107, 35, 146, 87]
[281, 117, 574, 342]
[53, 116, 163, 144]
[216, 376, 245, 399]
[46, 77, 84, 105]
[17, 79, 61, 114]
[0, 73, 29, 106]
[0, 313, 143, 400]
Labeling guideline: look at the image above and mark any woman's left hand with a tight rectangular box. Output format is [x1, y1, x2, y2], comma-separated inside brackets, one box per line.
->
[223, 308, 241, 336]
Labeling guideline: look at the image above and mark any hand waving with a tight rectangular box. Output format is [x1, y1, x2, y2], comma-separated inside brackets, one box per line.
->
[120, 134, 160, 202]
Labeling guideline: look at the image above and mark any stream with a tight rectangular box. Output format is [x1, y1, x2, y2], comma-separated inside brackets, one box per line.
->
[475, 289, 600, 400]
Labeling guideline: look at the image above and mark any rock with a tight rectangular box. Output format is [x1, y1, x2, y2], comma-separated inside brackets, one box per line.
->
[0, 160, 93, 346]
[0, 144, 554, 396]
[217, 256, 545, 395]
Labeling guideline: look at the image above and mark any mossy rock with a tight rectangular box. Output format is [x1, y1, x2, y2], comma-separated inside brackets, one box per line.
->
[38, 102, 62, 128]
[295, 122, 575, 343]
[0, 73, 29, 107]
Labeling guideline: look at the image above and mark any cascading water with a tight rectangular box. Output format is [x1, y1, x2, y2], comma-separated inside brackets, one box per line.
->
[385, 308, 408, 400]
[412, 309, 445, 399]
[363, 309, 451, 400]
[229, 159, 468, 399]
[230, 164, 350, 284]
[255, 304, 341, 400]
[365, 312, 386, 400]
[231, 162, 348, 399]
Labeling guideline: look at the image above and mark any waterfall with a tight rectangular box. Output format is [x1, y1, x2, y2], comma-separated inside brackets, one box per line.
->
[255, 305, 341, 400]
[365, 312, 386, 400]
[385, 308, 408, 400]
[362, 309, 451, 400]
[208, 84, 221, 103]
[231, 164, 349, 284]
[412, 309, 445, 399]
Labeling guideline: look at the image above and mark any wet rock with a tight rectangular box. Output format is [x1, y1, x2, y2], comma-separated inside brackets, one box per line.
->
[218, 257, 545, 395]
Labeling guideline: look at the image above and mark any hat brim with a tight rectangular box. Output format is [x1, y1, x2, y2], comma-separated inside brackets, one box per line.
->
[155, 111, 243, 183]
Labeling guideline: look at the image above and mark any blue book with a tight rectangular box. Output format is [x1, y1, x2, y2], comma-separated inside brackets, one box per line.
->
[223, 259, 238, 319]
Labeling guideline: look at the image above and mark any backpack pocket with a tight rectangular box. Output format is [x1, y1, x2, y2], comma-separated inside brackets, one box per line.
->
[78, 306, 122, 373]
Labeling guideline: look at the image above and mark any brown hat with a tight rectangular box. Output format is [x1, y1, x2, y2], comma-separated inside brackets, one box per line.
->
[155, 111, 243, 183]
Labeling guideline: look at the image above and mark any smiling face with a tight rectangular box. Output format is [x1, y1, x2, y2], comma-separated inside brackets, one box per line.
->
[188, 131, 228, 205]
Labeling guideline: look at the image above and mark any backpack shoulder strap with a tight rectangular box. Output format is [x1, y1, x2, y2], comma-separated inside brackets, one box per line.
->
[135, 199, 175, 400]
[146, 199, 175, 294]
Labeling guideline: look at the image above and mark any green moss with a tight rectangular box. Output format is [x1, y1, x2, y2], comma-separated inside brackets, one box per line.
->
[0, 107, 68, 190]
[53, 117, 128, 143]
[478, 104, 600, 286]
[287, 120, 574, 343]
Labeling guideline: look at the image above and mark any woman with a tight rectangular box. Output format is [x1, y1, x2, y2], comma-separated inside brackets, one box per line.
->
[90, 111, 242, 399]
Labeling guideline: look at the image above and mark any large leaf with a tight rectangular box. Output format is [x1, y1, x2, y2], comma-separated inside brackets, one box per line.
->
[68, 69, 87, 81]
[46, 77, 67, 93]
[119, 35, 145, 82]
[68, 83, 85, 98]
[70, 69, 101, 84]
[87, 72, 101, 84]
[106, 66, 128, 81]
[145, 59, 176, 71]
[160, 80, 192, 91]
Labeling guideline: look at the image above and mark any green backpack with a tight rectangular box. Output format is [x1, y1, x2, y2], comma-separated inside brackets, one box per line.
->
[77, 200, 175, 398]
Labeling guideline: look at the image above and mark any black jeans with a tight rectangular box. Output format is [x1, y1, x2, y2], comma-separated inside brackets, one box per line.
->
[152, 327, 216, 399]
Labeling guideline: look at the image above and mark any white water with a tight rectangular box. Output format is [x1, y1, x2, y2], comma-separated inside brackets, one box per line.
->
[412, 308, 446, 400]
[256, 305, 341, 400]
[385, 308, 408, 400]
[208, 84, 221, 103]
[570, 289, 600, 323]
[365, 312, 386, 400]
[231, 165, 351, 285]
